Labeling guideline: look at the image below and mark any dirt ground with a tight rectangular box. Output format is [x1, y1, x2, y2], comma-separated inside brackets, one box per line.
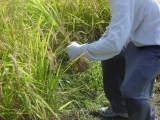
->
[151, 94, 160, 117]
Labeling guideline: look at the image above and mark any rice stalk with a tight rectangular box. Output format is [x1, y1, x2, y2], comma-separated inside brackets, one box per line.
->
[58, 100, 75, 112]
[27, 0, 89, 73]
[8, 54, 20, 85]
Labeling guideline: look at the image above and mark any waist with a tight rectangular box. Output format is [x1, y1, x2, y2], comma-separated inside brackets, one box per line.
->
[138, 45, 160, 49]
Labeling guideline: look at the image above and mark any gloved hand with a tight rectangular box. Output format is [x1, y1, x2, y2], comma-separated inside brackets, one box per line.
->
[66, 42, 84, 59]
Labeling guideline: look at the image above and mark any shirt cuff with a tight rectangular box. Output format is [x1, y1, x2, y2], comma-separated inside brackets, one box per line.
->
[76, 43, 95, 60]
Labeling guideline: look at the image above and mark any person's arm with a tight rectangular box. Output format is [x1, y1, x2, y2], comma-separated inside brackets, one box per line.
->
[67, 0, 134, 60]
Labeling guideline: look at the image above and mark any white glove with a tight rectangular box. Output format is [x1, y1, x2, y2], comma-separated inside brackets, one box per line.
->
[66, 42, 84, 59]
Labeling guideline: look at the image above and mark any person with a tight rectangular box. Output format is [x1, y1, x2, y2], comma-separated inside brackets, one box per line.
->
[66, 0, 160, 120]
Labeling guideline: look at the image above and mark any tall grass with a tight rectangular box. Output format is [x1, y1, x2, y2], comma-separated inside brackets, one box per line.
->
[54, 0, 111, 42]
[0, 1, 60, 119]
[0, 0, 111, 119]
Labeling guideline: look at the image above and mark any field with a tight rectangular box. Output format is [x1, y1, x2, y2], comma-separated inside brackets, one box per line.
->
[0, 0, 160, 120]
[0, 0, 111, 119]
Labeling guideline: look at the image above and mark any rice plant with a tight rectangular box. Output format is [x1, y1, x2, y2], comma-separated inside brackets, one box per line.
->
[0, 0, 111, 119]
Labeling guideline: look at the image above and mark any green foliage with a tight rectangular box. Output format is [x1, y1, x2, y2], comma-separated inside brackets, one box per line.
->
[0, 0, 111, 119]
[55, 0, 111, 42]
[55, 61, 110, 119]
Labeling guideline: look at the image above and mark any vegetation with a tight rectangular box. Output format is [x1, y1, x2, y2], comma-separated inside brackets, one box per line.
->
[0, 0, 111, 119]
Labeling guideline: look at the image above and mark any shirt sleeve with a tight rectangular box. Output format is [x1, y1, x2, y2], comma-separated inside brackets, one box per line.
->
[77, 0, 134, 60]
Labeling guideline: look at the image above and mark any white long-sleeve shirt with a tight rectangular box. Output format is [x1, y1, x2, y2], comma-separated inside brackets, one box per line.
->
[77, 0, 160, 60]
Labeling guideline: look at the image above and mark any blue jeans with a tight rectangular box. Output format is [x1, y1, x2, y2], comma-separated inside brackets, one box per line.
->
[101, 42, 160, 120]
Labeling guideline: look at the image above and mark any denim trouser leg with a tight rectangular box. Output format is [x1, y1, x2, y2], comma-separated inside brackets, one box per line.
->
[122, 43, 160, 120]
[101, 51, 127, 113]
